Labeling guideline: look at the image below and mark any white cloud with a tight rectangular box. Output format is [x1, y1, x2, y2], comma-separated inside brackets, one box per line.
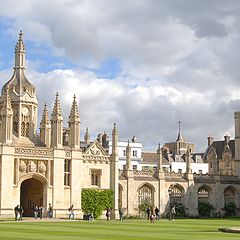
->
[0, 0, 240, 152]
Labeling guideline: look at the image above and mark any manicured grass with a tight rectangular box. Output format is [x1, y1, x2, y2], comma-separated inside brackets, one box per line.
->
[0, 218, 239, 240]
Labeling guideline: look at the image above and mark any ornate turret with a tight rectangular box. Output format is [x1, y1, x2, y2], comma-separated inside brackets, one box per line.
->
[84, 127, 90, 145]
[40, 103, 51, 147]
[51, 92, 63, 148]
[186, 147, 192, 174]
[68, 95, 80, 149]
[1, 87, 13, 144]
[157, 143, 163, 172]
[126, 140, 132, 171]
[110, 122, 119, 219]
[0, 31, 38, 141]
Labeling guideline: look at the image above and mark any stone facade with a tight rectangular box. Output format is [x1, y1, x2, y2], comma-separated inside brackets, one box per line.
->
[0, 32, 240, 219]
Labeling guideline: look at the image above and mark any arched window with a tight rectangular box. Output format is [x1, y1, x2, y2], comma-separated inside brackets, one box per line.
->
[224, 187, 236, 205]
[170, 185, 183, 203]
[198, 187, 210, 203]
[90, 169, 101, 187]
[138, 185, 153, 205]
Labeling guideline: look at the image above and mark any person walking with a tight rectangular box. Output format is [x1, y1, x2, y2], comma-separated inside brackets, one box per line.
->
[68, 204, 74, 220]
[119, 208, 124, 221]
[146, 206, 150, 220]
[39, 206, 44, 219]
[106, 208, 110, 221]
[155, 207, 160, 220]
[19, 205, 24, 221]
[34, 205, 38, 219]
[48, 203, 53, 218]
[171, 205, 176, 220]
[150, 213, 155, 223]
[14, 205, 19, 221]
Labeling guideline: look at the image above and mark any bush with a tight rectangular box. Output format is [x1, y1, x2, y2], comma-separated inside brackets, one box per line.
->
[81, 189, 113, 219]
[175, 202, 186, 217]
[224, 202, 236, 217]
[198, 202, 214, 217]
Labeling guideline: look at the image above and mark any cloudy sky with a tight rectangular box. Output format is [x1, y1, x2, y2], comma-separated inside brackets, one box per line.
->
[0, 0, 240, 152]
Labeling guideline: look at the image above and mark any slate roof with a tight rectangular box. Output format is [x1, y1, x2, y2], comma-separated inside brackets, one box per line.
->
[203, 140, 235, 161]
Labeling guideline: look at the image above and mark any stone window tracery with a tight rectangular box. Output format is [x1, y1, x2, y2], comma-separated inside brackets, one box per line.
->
[198, 187, 209, 203]
[64, 159, 71, 186]
[224, 187, 235, 205]
[138, 185, 152, 205]
[90, 169, 101, 187]
[170, 186, 183, 203]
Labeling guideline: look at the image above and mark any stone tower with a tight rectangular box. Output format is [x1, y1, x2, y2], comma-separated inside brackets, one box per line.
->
[110, 122, 119, 219]
[51, 92, 63, 148]
[68, 95, 80, 149]
[0, 31, 38, 141]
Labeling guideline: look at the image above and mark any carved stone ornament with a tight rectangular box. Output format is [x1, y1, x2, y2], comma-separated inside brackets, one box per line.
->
[29, 161, 37, 172]
[38, 161, 46, 173]
[19, 160, 27, 172]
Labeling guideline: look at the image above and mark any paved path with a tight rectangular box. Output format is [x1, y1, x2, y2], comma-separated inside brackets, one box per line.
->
[219, 227, 240, 234]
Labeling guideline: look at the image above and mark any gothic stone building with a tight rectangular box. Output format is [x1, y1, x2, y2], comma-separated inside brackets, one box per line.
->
[0, 32, 240, 218]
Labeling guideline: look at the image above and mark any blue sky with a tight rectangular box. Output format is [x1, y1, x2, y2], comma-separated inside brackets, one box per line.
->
[0, 0, 240, 151]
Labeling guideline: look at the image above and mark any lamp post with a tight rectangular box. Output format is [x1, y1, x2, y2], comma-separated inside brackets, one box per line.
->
[168, 188, 172, 220]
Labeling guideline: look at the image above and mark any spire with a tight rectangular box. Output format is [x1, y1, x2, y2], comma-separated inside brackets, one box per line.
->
[52, 92, 63, 120]
[40, 103, 50, 126]
[1, 86, 13, 115]
[176, 120, 184, 141]
[14, 30, 26, 69]
[69, 94, 80, 122]
[84, 127, 90, 145]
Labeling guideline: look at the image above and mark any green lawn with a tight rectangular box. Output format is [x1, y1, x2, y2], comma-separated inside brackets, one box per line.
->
[0, 219, 239, 240]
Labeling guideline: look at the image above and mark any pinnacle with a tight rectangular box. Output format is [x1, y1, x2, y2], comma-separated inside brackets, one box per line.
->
[52, 92, 63, 119]
[69, 94, 80, 121]
[2, 86, 12, 113]
[41, 103, 50, 125]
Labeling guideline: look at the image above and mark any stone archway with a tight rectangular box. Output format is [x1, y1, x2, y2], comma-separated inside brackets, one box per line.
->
[20, 178, 43, 217]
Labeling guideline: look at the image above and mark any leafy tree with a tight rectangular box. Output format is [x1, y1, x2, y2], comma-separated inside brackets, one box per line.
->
[81, 189, 113, 218]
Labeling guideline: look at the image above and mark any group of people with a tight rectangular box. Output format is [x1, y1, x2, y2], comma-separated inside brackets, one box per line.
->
[146, 205, 176, 223]
[146, 207, 160, 223]
[14, 205, 24, 221]
[105, 208, 125, 221]
[33, 205, 44, 219]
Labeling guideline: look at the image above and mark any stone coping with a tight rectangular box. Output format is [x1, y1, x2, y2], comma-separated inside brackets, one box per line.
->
[219, 227, 240, 234]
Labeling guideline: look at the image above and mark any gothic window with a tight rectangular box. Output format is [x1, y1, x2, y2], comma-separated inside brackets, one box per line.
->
[123, 150, 126, 156]
[138, 185, 153, 205]
[90, 169, 101, 187]
[224, 187, 235, 205]
[21, 122, 25, 136]
[198, 187, 210, 203]
[64, 160, 71, 186]
[170, 186, 183, 203]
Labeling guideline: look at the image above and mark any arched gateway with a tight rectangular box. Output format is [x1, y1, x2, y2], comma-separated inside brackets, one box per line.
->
[20, 177, 46, 217]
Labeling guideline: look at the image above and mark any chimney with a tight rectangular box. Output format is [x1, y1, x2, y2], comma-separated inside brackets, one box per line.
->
[207, 136, 214, 147]
[224, 134, 230, 145]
